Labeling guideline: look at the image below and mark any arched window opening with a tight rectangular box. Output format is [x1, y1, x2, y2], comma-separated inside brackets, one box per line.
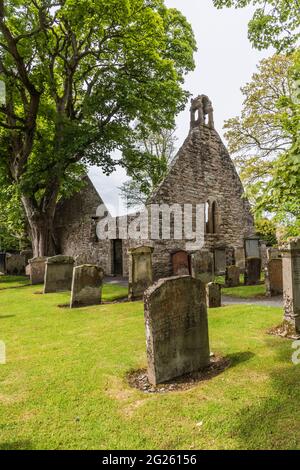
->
[206, 200, 218, 234]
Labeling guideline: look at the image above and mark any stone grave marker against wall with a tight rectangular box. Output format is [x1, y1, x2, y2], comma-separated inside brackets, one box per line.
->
[206, 282, 221, 308]
[128, 246, 154, 300]
[191, 250, 214, 283]
[144, 276, 210, 385]
[171, 250, 191, 276]
[281, 238, 300, 335]
[214, 248, 226, 274]
[44, 255, 75, 293]
[267, 247, 281, 260]
[225, 266, 240, 287]
[235, 247, 246, 271]
[29, 257, 47, 285]
[244, 257, 262, 286]
[265, 258, 283, 297]
[5, 253, 26, 275]
[70, 265, 104, 308]
[244, 236, 261, 259]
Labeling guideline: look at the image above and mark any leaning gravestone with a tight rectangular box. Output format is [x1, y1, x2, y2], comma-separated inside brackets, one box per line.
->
[281, 238, 300, 335]
[265, 258, 283, 297]
[206, 282, 221, 308]
[244, 257, 262, 286]
[225, 265, 240, 287]
[144, 276, 210, 385]
[70, 265, 104, 308]
[128, 246, 154, 300]
[191, 250, 214, 283]
[29, 257, 47, 284]
[44, 255, 74, 293]
[6, 253, 25, 275]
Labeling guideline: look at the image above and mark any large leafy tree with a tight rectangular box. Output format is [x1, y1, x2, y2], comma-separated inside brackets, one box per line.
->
[223, 53, 299, 234]
[213, 0, 300, 238]
[0, 0, 196, 256]
[213, 0, 300, 51]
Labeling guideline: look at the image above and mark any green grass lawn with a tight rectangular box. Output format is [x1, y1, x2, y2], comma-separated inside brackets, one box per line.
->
[0, 275, 30, 290]
[214, 274, 267, 298]
[0, 282, 298, 450]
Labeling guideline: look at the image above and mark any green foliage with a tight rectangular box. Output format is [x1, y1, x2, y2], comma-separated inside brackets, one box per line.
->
[223, 53, 300, 237]
[255, 218, 277, 246]
[213, 0, 300, 51]
[0, 0, 196, 252]
[119, 127, 177, 207]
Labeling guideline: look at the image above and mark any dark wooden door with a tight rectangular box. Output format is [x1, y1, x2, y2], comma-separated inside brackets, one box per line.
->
[113, 240, 123, 276]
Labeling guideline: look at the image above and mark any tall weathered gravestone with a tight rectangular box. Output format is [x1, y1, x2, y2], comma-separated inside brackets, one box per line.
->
[70, 265, 104, 308]
[144, 276, 210, 385]
[281, 238, 300, 335]
[214, 248, 226, 274]
[265, 258, 283, 297]
[244, 257, 261, 286]
[44, 255, 74, 293]
[206, 282, 221, 308]
[225, 265, 240, 287]
[235, 247, 246, 272]
[191, 250, 214, 283]
[128, 246, 154, 300]
[171, 250, 191, 276]
[29, 257, 47, 285]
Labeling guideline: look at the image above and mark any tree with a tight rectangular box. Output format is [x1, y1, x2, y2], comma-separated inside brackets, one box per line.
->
[223, 53, 300, 233]
[119, 127, 177, 208]
[213, 0, 300, 51]
[0, 0, 196, 256]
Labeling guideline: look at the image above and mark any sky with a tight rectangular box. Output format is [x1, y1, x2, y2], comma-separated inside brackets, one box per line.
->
[89, 0, 271, 216]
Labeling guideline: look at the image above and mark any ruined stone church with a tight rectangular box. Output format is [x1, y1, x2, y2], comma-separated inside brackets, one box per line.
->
[54, 95, 255, 279]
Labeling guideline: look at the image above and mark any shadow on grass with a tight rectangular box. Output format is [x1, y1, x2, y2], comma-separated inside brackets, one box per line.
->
[0, 315, 15, 320]
[0, 440, 33, 450]
[227, 351, 255, 368]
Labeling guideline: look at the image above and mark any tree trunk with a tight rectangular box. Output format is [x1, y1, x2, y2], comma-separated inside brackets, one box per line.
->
[21, 195, 57, 258]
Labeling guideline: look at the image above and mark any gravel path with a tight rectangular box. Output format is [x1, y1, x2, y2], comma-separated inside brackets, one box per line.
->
[222, 295, 283, 308]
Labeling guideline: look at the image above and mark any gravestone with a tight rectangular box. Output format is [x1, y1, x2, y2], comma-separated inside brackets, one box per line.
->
[206, 282, 221, 308]
[70, 265, 104, 308]
[214, 248, 226, 274]
[244, 236, 261, 259]
[0, 253, 6, 274]
[44, 255, 75, 293]
[260, 242, 268, 270]
[172, 250, 191, 276]
[144, 276, 210, 385]
[225, 265, 240, 287]
[29, 257, 47, 285]
[281, 238, 300, 335]
[191, 250, 214, 283]
[128, 246, 154, 300]
[244, 257, 262, 285]
[267, 247, 281, 260]
[20, 249, 33, 266]
[6, 253, 26, 275]
[74, 253, 92, 267]
[235, 247, 245, 271]
[265, 258, 283, 297]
